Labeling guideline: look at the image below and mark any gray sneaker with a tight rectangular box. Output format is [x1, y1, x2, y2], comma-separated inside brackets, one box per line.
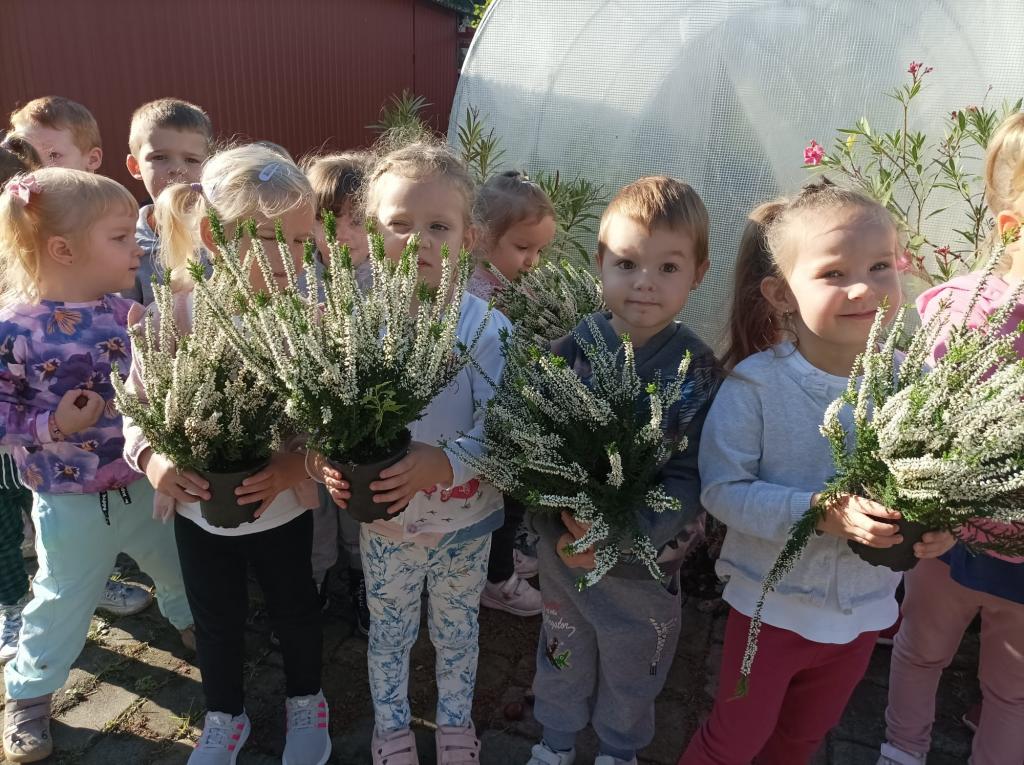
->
[96, 578, 152, 616]
[0, 604, 23, 665]
[527, 742, 576, 765]
[283, 690, 331, 765]
[877, 742, 927, 765]
[188, 711, 250, 765]
[3, 694, 52, 763]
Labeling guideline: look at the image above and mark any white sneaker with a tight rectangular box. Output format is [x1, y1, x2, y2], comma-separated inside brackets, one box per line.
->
[514, 550, 538, 578]
[481, 572, 542, 617]
[0, 605, 22, 665]
[877, 742, 927, 765]
[188, 711, 250, 765]
[595, 757, 637, 765]
[96, 578, 153, 616]
[526, 742, 575, 765]
[283, 690, 331, 765]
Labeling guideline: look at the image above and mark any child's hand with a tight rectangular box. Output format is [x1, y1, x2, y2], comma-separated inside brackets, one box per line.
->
[557, 511, 596, 570]
[53, 389, 105, 436]
[814, 493, 903, 548]
[139, 449, 210, 503]
[236, 452, 306, 517]
[320, 459, 352, 509]
[914, 530, 957, 559]
[370, 443, 454, 515]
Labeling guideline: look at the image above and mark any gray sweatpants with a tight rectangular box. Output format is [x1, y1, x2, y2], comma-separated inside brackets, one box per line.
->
[532, 525, 682, 755]
[311, 485, 361, 586]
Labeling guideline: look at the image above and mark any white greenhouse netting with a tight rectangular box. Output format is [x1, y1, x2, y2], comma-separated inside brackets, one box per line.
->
[449, 0, 1024, 344]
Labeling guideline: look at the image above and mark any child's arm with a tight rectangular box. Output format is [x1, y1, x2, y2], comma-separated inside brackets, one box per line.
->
[0, 372, 105, 447]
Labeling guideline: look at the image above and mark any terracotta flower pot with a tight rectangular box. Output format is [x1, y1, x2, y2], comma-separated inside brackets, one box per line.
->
[197, 460, 269, 529]
[329, 430, 412, 523]
[847, 517, 931, 572]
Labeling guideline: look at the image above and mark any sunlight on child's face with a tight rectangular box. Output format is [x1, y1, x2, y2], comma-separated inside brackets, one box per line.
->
[316, 201, 367, 268]
[487, 215, 557, 282]
[129, 127, 209, 200]
[374, 172, 471, 290]
[242, 205, 317, 293]
[67, 208, 143, 296]
[20, 124, 99, 172]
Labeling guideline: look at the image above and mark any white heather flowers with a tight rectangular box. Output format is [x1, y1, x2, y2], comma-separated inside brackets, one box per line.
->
[193, 211, 478, 462]
[449, 318, 694, 588]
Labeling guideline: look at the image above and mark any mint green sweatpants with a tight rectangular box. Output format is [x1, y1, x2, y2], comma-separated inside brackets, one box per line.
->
[5, 478, 192, 699]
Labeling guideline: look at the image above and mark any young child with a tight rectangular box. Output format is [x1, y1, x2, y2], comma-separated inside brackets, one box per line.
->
[123, 144, 330, 765]
[123, 98, 213, 307]
[303, 150, 374, 633]
[877, 113, 1024, 765]
[677, 181, 956, 765]
[10, 96, 154, 618]
[322, 141, 510, 765]
[467, 170, 557, 619]
[525, 177, 718, 765]
[0, 168, 194, 763]
[9, 96, 102, 172]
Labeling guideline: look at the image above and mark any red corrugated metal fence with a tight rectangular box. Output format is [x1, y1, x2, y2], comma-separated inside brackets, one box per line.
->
[1, 0, 460, 195]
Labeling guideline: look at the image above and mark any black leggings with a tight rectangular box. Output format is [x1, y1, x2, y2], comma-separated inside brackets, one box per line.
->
[488, 494, 526, 583]
[174, 511, 322, 714]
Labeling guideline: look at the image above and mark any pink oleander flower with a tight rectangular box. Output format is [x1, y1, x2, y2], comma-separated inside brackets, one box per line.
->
[908, 61, 933, 79]
[803, 140, 825, 166]
[896, 250, 913, 273]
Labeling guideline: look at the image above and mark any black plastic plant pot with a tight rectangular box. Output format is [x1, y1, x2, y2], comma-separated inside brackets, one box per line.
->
[197, 459, 270, 529]
[847, 517, 931, 572]
[328, 430, 413, 524]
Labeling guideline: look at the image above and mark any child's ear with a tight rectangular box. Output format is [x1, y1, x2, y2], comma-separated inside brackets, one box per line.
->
[199, 216, 217, 252]
[45, 236, 76, 267]
[85, 147, 102, 173]
[595, 249, 605, 271]
[760, 275, 796, 316]
[462, 224, 478, 254]
[693, 258, 710, 289]
[126, 153, 142, 180]
[996, 210, 1021, 240]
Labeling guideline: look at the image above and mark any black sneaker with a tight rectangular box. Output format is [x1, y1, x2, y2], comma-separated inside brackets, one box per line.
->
[349, 569, 370, 636]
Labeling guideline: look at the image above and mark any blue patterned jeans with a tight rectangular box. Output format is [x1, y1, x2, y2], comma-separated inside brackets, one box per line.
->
[360, 527, 490, 732]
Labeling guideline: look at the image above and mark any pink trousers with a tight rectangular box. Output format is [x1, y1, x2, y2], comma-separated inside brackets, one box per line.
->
[885, 557, 1024, 765]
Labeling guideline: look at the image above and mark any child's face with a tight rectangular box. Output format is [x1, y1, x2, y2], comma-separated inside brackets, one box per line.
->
[767, 207, 902, 356]
[242, 205, 317, 293]
[63, 209, 143, 295]
[316, 201, 367, 267]
[597, 214, 707, 346]
[20, 124, 101, 172]
[374, 172, 473, 290]
[487, 215, 557, 281]
[127, 128, 209, 201]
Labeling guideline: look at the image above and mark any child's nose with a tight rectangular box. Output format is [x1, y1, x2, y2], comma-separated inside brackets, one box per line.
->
[847, 281, 870, 299]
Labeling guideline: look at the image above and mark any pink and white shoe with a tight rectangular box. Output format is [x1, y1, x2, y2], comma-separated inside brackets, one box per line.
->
[481, 571, 542, 617]
[514, 550, 539, 578]
[372, 726, 419, 765]
[436, 721, 480, 764]
[188, 711, 250, 765]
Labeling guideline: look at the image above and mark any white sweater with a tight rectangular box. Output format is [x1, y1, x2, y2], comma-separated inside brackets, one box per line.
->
[700, 343, 900, 643]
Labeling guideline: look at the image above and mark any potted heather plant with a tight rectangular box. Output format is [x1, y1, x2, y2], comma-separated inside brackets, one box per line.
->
[448, 319, 694, 588]
[195, 211, 478, 522]
[737, 241, 1024, 694]
[113, 275, 285, 528]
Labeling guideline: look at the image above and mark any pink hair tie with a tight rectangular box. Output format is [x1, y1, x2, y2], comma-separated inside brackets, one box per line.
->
[4, 174, 40, 206]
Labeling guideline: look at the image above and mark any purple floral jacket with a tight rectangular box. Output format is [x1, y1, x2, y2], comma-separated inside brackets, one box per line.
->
[0, 296, 141, 494]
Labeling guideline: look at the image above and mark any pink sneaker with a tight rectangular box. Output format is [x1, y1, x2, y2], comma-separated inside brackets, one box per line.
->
[481, 572, 542, 617]
[514, 550, 538, 578]
[371, 726, 419, 765]
[435, 721, 480, 764]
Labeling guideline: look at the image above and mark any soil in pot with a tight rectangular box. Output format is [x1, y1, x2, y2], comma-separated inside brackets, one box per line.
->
[329, 430, 413, 523]
[198, 459, 270, 529]
[847, 517, 931, 572]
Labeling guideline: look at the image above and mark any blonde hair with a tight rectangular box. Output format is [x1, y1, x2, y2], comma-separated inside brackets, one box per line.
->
[128, 98, 213, 156]
[985, 112, 1024, 216]
[364, 140, 476, 226]
[303, 151, 372, 219]
[155, 144, 314, 288]
[10, 96, 101, 152]
[0, 168, 137, 304]
[597, 176, 710, 264]
[474, 170, 555, 251]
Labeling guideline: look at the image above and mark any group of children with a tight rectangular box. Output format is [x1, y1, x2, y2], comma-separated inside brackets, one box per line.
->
[0, 92, 1020, 765]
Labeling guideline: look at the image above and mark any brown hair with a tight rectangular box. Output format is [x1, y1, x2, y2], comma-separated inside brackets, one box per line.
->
[128, 98, 213, 156]
[0, 135, 41, 186]
[303, 151, 373, 219]
[474, 170, 555, 249]
[597, 176, 709, 264]
[0, 168, 137, 303]
[720, 201, 785, 370]
[10, 96, 101, 151]
[364, 140, 476, 227]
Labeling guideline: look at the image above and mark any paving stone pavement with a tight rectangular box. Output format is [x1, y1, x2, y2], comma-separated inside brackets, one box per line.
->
[0, 558, 977, 764]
